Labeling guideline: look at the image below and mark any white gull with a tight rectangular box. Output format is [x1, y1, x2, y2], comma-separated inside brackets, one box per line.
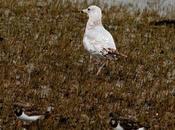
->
[82, 5, 127, 75]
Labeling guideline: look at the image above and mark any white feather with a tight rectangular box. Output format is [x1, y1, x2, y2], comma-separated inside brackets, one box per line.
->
[113, 123, 124, 130]
[137, 127, 145, 130]
[18, 112, 42, 122]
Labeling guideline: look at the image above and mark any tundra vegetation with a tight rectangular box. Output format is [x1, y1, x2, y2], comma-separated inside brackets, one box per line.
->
[0, 0, 174, 129]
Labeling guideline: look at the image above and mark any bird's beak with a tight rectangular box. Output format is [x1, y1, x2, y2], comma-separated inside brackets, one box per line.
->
[81, 9, 87, 13]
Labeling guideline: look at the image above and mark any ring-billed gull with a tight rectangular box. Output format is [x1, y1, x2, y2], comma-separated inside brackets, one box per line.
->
[82, 5, 127, 75]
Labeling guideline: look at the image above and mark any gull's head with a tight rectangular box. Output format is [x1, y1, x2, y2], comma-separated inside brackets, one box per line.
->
[82, 5, 102, 21]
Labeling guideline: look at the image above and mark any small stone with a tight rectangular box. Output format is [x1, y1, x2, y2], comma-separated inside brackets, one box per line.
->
[34, 33, 39, 40]
[16, 81, 21, 85]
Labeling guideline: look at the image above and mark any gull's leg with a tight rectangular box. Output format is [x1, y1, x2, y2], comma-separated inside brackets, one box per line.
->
[88, 55, 94, 72]
[89, 55, 93, 64]
[96, 61, 106, 76]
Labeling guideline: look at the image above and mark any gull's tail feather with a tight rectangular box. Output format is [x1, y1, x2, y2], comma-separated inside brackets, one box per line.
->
[102, 48, 127, 60]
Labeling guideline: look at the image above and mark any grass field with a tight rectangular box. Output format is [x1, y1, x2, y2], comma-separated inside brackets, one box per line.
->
[0, 0, 175, 129]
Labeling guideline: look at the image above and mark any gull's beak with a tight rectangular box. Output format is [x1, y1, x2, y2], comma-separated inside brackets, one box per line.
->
[81, 9, 87, 13]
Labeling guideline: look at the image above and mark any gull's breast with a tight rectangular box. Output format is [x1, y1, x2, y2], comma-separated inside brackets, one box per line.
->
[83, 25, 117, 58]
[83, 36, 99, 55]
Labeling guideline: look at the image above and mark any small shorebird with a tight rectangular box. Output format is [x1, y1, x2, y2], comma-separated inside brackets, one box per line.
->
[82, 5, 127, 75]
[13, 105, 52, 122]
[13, 103, 52, 129]
[109, 112, 150, 130]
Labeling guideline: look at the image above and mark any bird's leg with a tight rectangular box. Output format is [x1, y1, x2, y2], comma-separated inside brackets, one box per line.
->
[88, 55, 94, 72]
[89, 55, 93, 64]
[96, 61, 107, 76]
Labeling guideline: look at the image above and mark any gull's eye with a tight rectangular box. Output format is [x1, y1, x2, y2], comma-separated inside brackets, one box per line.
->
[88, 8, 90, 11]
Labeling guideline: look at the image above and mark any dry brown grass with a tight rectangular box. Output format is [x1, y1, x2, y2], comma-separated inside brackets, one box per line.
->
[0, 0, 175, 130]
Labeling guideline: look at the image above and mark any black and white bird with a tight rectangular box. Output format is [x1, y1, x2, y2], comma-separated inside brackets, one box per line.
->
[13, 104, 52, 122]
[109, 113, 150, 130]
[82, 5, 127, 75]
